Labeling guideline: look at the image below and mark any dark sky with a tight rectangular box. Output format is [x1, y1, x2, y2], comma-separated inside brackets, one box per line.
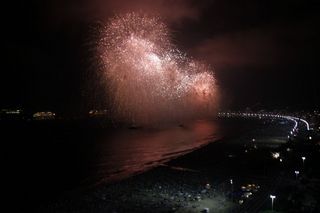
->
[2, 0, 319, 114]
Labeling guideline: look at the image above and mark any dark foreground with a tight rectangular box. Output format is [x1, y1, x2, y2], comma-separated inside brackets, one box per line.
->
[44, 117, 320, 213]
[4, 117, 320, 212]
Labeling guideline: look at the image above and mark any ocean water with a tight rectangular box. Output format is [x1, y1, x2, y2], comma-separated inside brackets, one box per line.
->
[3, 119, 221, 209]
[3, 117, 290, 211]
[89, 119, 221, 184]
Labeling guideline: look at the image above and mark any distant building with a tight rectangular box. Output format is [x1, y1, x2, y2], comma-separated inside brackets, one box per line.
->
[0, 109, 24, 120]
[88, 109, 108, 117]
[33, 111, 56, 120]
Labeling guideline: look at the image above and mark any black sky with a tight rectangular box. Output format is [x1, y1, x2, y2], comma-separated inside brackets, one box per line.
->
[2, 0, 319, 114]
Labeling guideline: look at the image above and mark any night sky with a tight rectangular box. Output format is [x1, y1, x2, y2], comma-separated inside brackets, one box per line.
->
[2, 0, 319, 115]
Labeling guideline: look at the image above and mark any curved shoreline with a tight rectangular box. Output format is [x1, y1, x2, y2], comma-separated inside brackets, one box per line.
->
[45, 116, 291, 212]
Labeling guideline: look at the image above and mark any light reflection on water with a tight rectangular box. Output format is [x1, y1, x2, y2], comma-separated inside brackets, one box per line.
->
[92, 120, 221, 183]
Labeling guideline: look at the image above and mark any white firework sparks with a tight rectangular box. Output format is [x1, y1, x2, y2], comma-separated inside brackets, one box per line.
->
[97, 12, 219, 125]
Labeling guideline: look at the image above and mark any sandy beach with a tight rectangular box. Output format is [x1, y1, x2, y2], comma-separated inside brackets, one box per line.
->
[41, 117, 294, 213]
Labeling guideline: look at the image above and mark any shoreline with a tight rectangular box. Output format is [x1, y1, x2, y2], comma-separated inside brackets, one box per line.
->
[44, 117, 287, 212]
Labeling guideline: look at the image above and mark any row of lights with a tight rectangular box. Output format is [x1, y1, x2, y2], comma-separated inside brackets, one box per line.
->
[218, 112, 310, 131]
[219, 112, 312, 142]
[219, 112, 312, 211]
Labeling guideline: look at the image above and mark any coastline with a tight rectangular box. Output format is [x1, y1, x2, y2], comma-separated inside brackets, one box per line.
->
[44, 140, 235, 213]
[43, 117, 290, 213]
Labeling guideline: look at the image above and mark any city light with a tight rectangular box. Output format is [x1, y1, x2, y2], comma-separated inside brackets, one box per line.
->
[270, 195, 276, 211]
[33, 112, 56, 120]
[2, 109, 22, 114]
[299, 118, 310, 130]
[217, 111, 309, 136]
[272, 152, 280, 159]
[302, 156, 306, 167]
[205, 183, 211, 189]
[295, 170, 300, 179]
[230, 179, 233, 201]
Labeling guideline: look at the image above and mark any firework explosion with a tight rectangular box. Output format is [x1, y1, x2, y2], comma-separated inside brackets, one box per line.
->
[97, 13, 218, 125]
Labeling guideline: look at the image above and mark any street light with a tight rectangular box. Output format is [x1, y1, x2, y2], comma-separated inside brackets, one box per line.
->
[295, 170, 300, 180]
[302, 156, 306, 167]
[270, 195, 276, 211]
[230, 179, 233, 201]
[272, 152, 280, 159]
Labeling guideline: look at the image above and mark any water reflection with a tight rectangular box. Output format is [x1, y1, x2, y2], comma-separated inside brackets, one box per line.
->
[92, 120, 221, 183]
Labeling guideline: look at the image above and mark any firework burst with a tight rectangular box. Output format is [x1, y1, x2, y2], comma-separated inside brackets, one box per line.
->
[97, 12, 219, 125]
